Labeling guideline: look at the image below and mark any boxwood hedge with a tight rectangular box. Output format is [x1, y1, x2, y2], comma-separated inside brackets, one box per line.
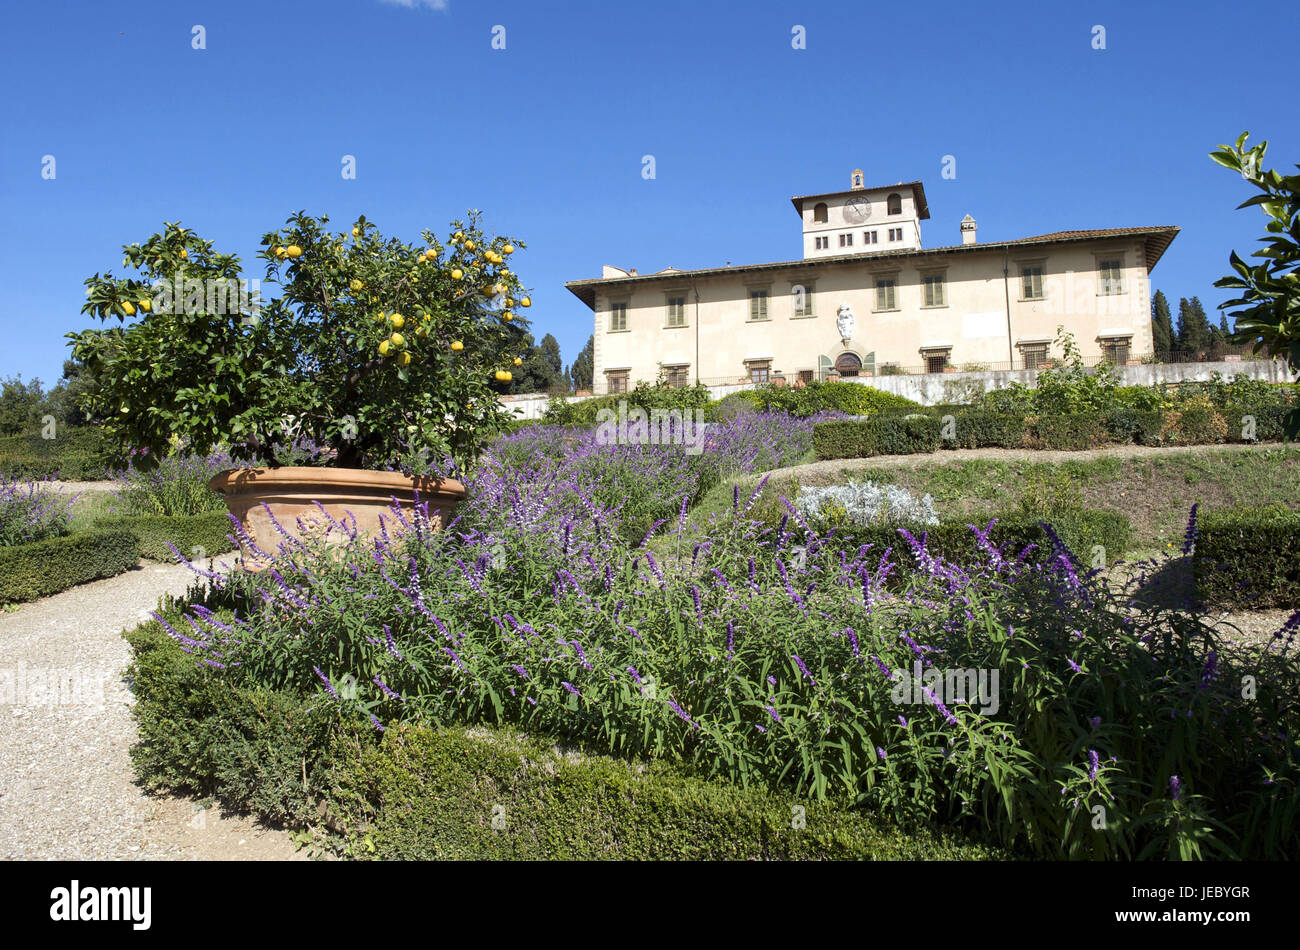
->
[0, 528, 139, 604]
[0, 426, 119, 480]
[1194, 505, 1300, 608]
[124, 617, 1006, 861]
[813, 416, 942, 460]
[95, 512, 235, 562]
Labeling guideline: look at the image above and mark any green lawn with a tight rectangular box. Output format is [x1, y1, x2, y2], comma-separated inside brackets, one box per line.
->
[688, 445, 1300, 555]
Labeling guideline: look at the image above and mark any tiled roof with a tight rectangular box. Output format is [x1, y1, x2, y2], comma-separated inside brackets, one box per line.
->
[564, 226, 1179, 309]
[790, 180, 930, 219]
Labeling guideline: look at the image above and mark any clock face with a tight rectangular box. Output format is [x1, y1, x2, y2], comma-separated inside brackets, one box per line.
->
[844, 197, 871, 223]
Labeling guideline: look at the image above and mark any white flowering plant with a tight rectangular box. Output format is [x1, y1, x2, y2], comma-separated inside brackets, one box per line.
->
[794, 479, 939, 529]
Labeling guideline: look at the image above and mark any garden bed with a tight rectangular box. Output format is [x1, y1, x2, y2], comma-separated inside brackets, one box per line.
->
[0, 528, 140, 605]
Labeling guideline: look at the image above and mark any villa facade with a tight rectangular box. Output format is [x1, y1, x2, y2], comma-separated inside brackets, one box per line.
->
[565, 170, 1178, 394]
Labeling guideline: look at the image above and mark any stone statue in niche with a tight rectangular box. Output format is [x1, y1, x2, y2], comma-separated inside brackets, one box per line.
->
[836, 303, 855, 342]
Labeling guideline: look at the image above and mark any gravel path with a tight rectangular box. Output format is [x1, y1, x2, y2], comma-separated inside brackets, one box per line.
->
[0, 560, 306, 861]
[43, 480, 118, 496]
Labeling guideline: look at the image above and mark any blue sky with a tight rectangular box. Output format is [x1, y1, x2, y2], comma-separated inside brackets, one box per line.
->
[2, 0, 1296, 386]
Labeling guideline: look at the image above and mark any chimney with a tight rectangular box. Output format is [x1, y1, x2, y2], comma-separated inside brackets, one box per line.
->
[960, 214, 977, 245]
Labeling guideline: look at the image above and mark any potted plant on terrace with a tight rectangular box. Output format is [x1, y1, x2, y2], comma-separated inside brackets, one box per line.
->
[69, 212, 533, 563]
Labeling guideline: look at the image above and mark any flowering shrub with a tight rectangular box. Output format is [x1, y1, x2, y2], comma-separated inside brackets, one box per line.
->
[466, 410, 823, 545]
[161, 447, 1300, 858]
[0, 476, 77, 546]
[110, 451, 234, 517]
[794, 480, 939, 530]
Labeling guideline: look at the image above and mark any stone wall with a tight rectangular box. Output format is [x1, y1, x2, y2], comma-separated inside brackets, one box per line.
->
[499, 358, 1294, 417]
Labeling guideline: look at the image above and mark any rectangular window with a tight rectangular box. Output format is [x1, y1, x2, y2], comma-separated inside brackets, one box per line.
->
[609, 302, 627, 332]
[1099, 259, 1124, 295]
[925, 353, 948, 374]
[814, 235, 829, 250]
[798, 370, 814, 385]
[665, 364, 690, 388]
[864, 231, 878, 244]
[791, 282, 814, 316]
[875, 278, 896, 311]
[839, 233, 853, 248]
[606, 371, 629, 394]
[922, 274, 946, 308]
[1021, 265, 1044, 300]
[749, 289, 769, 321]
[888, 228, 903, 242]
[746, 360, 771, 384]
[1021, 346, 1049, 370]
[1102, 340, 1130, 364]
[665, 296, 686, 327]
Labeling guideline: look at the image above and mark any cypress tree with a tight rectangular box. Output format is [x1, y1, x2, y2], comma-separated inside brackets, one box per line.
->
[1151, 290, 1173, 360]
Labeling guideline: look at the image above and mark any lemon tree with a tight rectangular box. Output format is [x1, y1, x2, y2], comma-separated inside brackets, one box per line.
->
[69, 212, 534, 470]
[255, 210, 531, 467]
[68, 222, 283, 460]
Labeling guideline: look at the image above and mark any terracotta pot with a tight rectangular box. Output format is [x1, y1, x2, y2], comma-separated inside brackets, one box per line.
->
[208, 466, 466, 569]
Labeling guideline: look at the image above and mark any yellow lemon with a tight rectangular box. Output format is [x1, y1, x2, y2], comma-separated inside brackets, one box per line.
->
[398, 351, 412, 366]
[390, 313, 405, 329]
[274, 246, 287, 259]
[453, 230, 463, 240]
[352, 226, 360, 237]
[513, 356, 522, 366]
[390, 332, 405, 347]
[451, 341, 464, 352]
[521, 296, 531, 307]
[451, 269, 463, 280]
[503, 370, 512, 382]
[465, 240, 476, 251]
[349, 278, 363, 291]
[379, 340, 392, 356]
[179, 248, 188, 260]
[414, 325, 428, 339]
[504, 314, 513, 322]
[286, 245, 303, 258]
[122, 301, 136, 316]
[503, 244, 514, 255]
[506, 297, 515, 307]
[493, 370, 504, 381]
[138, 299, 152, 312]
[421, 312, 431, 322]
[374, 311, 386, 323]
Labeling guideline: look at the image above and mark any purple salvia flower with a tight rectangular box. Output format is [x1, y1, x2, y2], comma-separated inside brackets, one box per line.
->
[561, 681, 580, 697]
[384, 624, 403, 660]
[313, 666, 339, 700]
[667, 698, 698, 729]
[1088, 749, 1100, 782]
[1169, 775, 1182, 801]
[792, 654, 814, 685]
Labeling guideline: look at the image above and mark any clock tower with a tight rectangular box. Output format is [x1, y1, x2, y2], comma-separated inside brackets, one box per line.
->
[791, 170, 930, 259]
